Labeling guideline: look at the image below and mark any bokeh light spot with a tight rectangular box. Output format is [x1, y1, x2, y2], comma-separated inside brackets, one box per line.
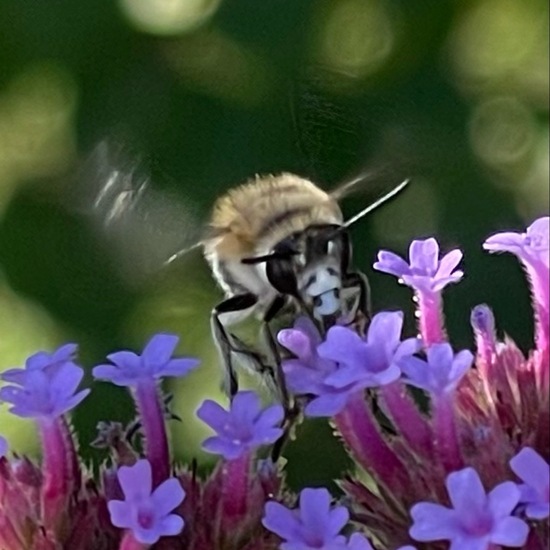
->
[469, 96, 536, 168]
[313, 0, 396, 81]
[0, 62, 77, 214]
[447, 0, 549, 106]
[119, 0, 221, 36]
[162, 29, 270, 105]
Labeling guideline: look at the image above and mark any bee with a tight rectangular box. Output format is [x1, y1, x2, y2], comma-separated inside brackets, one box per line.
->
[76, 142, 409, 413]
[165, 172, 409, 410]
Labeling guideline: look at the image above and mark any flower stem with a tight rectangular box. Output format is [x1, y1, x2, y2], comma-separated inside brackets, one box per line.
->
[380, 382, 432, 456]
[334, 391, 408, 493]
[133, 380, 169, 487]
[526, 263, 549, 389]
[219, 452, 251, 532]
[415, 290, 446, 346]
[433, 394, 463, 473]
[119, 532, 148, 550]
[39, 416, 79, 534]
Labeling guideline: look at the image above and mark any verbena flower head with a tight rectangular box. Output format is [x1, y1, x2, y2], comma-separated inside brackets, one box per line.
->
[483, 216, 549, 269]
[262, 487, 372, 549]
[0, 355, 89, 420]
[92, 333, 200, 386]
[107, 459, 185, 544]
[509, 447, 550, 520]
[196, 390, 284, 460]
[409, 467, 529, 548]
[278, 312, 418, 417]
[373, 237, 463, 292]
[399, 343, 473, 396]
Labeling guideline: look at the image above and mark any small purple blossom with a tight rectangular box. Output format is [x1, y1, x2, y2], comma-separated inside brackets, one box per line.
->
[399, 343, 473, 396]
[262, 487, 371, 550]
[318, 311, 419, 389]
[196, 391, 284, 460]
[0, 435, 7, 457]
[2, 343, 78, 384]
[373, 238, 463, 293]
[278, 317, 348, 417]
[483, 216, 549, 269]
[278, 312, 418, 417]
[510, 447, 550, 520]
[92, 333, 200, 387]
[409, 467, 529, 549]
[0, 358, 90, 420]
[107, 459, 185, 545]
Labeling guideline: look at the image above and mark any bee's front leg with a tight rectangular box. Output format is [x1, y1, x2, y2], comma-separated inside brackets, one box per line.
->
[211, 293, 263, 398]
[341, 270, 372, 334]
[260, 295, 302, 461]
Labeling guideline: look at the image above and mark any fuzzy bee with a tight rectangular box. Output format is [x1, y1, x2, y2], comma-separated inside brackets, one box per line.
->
[164, 172, 410, 411]
[77, 142, 409, 413]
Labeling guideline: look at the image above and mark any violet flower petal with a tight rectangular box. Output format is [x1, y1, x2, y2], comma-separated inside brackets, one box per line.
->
[93, 333, 199, 387]
[107, 459, 185, 545]
[509, 447, 550, 519]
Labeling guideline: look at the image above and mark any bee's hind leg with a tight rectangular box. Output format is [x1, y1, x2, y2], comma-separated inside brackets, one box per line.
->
[211, 293, 264, 399]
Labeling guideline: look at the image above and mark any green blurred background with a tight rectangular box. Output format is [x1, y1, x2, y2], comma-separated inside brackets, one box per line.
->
[0, 0, 548, 489]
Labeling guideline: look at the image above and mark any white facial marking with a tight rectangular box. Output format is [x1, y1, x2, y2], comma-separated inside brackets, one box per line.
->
[315, 290, 340, 316]
[306, 268, 340, 297]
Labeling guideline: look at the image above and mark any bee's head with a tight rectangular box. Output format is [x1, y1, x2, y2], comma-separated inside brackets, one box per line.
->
[246, 225, 351, 319]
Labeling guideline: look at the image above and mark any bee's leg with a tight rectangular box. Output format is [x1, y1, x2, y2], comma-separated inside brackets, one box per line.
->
[211, 293, 261, 398]
[260, 295, 290, 408]
[342, 270, 372, 329]
[260, 296, 301, 461]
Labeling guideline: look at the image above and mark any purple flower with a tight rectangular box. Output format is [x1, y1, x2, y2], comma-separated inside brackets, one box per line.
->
[196, 391, 284, 460]
[399, 343, 473, 396]
[409, 467, 529, 549]
[278, 317, 348, 417]
[509, 447, 550, 520]
[92, 333, 200, 387]
[107, 459, 185, 544]
[2, 343, 78, 385]
[483, 216, 549, 269]
[374, 238, 464, 292]
[0, 435, 7, 457]
[278, 313, 418, 417]
[318, 311, 419, 389]
[0, 358, 90, 420]
[262, 487, 371, 549]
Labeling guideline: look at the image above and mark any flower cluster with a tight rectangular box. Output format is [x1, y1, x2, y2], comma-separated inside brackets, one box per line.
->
[0, 216, 547, 550]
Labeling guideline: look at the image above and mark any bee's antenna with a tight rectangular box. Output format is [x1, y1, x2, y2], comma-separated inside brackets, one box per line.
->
[164, 241, 203, 266]
[341, 178, 410, 230]
[241, 251, 297, 264]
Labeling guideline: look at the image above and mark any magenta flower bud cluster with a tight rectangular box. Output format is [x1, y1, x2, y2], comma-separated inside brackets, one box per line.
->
[0, 216, 547, 549]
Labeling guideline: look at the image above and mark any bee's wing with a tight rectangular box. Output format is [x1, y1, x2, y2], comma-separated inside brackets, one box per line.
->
[69, 140, 206, 285]
[290, 64, 422, 196]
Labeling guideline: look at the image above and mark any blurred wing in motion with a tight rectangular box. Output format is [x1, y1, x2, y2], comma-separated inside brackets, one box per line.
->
[290, 64, 421, 201]
[70, 140, 205, 285]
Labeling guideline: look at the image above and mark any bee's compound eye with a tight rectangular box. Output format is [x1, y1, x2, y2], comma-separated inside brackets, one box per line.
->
[327, 240, 336, 255]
